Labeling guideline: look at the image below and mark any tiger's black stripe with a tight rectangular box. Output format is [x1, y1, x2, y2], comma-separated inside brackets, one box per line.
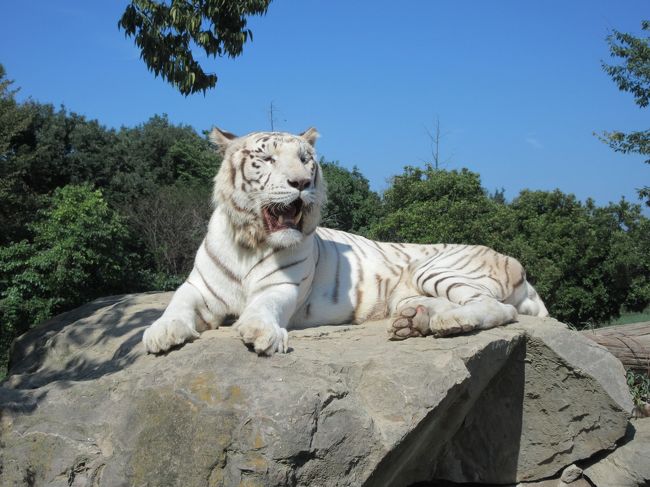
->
[258, 256, 309, 282]
[244, 248, 280, 280]
[193, 268, 228, 309]
[186, 278, 214, 310]
[252, 280, 300, 296]
[390, 243, 412, 262]
[204, 240, 240, 284]
[332, 239, 341, 304]
[339, 231, 368, 259]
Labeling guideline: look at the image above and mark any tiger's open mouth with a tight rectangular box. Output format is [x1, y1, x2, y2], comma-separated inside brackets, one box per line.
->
[262, 199, 304, 233]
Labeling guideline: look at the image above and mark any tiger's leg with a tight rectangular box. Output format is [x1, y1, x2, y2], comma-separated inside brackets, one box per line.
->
[388, 291, 518, 340]
[143, 276, 225, 353]
[389, 249, 522, 339]
[233, 284, 296, 356]
[428, 296, 518, 338]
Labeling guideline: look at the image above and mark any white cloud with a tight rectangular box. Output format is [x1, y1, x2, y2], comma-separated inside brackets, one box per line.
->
[525, 136, 543, 149]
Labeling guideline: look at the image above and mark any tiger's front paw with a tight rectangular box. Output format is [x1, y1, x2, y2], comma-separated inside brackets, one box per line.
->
[143, 317, 200, 354]
[235, 319, 289, 356]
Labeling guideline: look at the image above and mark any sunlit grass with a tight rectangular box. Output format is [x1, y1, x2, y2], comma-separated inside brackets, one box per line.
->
[610, 310, 650, 326]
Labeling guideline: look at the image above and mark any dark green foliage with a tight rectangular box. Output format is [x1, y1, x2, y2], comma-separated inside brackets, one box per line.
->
[0, 65, 32, 158]
[503, 192, 650, 326]
[118, 0, 272, 95]
[601, 20, 650, 205]
[604, 21, 650, 108]
[371, 167, 511, 246]
[107, 114, 220, 204]
[0, 68, 41, 245]
[0, 73, 220, 243]
[320, 160, 382, 236]
[0, 185, 138, 369]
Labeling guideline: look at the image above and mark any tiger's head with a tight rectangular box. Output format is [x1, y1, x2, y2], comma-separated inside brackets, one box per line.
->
[209, 127, 326, 249]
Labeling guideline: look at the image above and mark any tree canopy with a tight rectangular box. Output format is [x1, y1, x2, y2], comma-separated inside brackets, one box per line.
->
[601, 20, 650, 205]
[320, 160, 383, 236]
[118, 0, 272, 95]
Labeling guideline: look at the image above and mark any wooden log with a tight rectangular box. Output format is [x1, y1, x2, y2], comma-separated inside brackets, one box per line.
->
[581, 322, 650, 372]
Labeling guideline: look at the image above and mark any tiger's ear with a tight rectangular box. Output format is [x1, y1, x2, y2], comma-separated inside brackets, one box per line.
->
[209, 127, 238, 147]
[299, 127, 320, 147]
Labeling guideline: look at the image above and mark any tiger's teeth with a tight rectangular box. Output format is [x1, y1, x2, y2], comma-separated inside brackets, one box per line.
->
[295, 211, 303, 224]
[278, 215, 285, 225]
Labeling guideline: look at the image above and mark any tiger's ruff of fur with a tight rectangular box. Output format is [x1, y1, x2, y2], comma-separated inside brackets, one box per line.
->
[143, 128, 548, 355]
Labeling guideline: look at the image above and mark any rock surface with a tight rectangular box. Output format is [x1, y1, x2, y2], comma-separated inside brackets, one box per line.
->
[582, 417, 650, 487]
[0, 293, 634, 486]
[560, 464, 582, 484]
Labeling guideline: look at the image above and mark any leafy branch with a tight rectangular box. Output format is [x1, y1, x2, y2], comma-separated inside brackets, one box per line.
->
[118, 0, 272, 95]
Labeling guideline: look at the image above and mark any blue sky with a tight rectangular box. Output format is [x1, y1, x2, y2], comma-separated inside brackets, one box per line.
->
[1, 1, 648, 210]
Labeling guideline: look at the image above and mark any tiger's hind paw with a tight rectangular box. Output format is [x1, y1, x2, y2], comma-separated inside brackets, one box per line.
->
[388, 305, 432, 341]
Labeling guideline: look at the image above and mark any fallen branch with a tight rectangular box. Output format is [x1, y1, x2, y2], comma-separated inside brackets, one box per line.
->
[581, 322, 650, 373]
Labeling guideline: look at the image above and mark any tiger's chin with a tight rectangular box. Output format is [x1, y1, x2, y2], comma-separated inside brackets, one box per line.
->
[266, 228, 305, 249]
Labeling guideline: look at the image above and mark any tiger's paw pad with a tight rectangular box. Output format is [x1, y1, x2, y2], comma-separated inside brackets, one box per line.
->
[236, 320, 289, 356]
[388, 305, 432, 341]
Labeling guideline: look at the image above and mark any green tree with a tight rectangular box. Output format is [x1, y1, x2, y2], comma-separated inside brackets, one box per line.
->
[320, 160, 383, 236]
[0, 65, 32, 159]
[370, 166, 510, 246]
[0, 68, 225, 372]
[109, 115, 221, 204]
[0, 185, 138, 372]
[0, 77, 220, 245]
[118, 0, 273, 95]
[601, 20, 650, 205]
[503, 191, 616, 326]
[0, 98, 121, 244]
[121, 182, 213, 288]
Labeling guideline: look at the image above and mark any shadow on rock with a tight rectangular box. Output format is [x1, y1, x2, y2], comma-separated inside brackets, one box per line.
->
[1, 292, 171, 391]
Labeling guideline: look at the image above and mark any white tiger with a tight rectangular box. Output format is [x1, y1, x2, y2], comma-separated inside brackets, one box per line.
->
[143, 128, 548, 356]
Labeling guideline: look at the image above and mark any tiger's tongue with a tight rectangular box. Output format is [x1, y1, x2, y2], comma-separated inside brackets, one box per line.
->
[266, 206, 298, 231]
[280, 205, 298, 219]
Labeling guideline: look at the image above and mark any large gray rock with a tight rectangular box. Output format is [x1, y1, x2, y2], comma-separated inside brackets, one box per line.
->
[0, 293, 633, 486]
[582, 418, 650, 487]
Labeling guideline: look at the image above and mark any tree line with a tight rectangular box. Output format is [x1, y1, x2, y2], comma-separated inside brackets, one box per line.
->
[1, 65, 649, 374]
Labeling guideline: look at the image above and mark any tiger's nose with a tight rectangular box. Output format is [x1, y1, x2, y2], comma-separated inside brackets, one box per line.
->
[287, 178, 311, 191]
